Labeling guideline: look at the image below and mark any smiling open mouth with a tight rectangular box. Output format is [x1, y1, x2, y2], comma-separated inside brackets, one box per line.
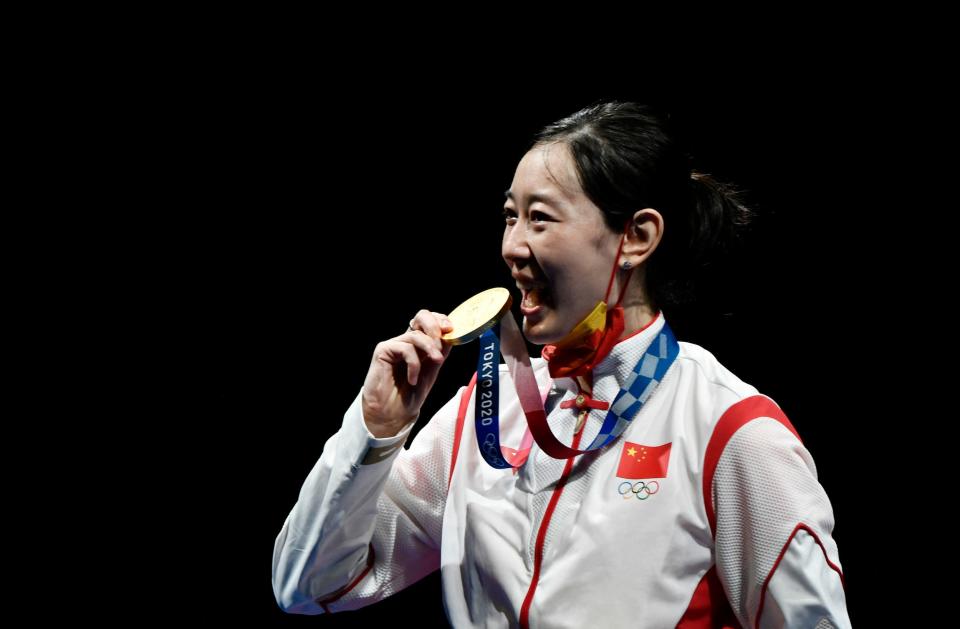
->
[520, 285, 552, 314]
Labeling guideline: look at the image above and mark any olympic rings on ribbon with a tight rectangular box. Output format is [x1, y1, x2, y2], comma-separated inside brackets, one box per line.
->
[618, 480, 660, 500]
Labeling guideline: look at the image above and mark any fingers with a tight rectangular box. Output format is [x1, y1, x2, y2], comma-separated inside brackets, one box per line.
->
[409, 310, 455, 345]
[385, 310, 455, 387]
[399, 329, 445, 363]
[376, 339, 426, 386]
[378, 334, 443, 387]
[397, 342, 422, 386]
[408, 310, 453, 350]
[435, 312, 455, 336]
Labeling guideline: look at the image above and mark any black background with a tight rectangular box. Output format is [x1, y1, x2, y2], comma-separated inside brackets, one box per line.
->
[153, 66, 931, 626]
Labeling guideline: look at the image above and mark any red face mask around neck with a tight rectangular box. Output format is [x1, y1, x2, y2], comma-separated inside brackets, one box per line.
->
[541, 232, 634, 379]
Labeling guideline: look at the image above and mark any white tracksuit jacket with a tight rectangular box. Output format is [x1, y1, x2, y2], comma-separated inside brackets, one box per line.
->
[272, 312, 851, 627]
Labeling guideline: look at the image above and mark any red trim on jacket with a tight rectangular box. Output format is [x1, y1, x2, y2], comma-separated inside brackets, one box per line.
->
[702, 395, 801, 536]
[315, 542, 376, 613]
[616, 309, 662, 344]
[448, 373, 478, 492]
[676, 565, 742, 628]
[518, 429, 586, 629]
[754, 522, 846, 629]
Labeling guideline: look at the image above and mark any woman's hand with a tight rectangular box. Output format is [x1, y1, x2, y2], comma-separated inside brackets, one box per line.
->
[361, 309, 455, 437]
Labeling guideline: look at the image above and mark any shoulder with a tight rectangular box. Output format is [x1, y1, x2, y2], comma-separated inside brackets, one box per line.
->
[675, 340, 759, 400]
[673, 341, 801, 451]
[672, 340, 763, 420]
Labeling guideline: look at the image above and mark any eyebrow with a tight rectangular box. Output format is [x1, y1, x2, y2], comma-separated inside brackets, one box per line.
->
[504, 190, 561, 208]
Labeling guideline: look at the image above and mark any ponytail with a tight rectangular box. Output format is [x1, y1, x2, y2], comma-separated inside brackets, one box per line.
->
[687, 171, 755, 266]
[646, 172, 755, 310]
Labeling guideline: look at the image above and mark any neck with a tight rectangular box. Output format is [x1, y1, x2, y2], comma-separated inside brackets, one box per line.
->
[617, 302, 658, 341]
[607, 264, 658, 342]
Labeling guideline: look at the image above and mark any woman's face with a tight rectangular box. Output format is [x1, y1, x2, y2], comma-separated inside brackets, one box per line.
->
[502, 143, 623, 345]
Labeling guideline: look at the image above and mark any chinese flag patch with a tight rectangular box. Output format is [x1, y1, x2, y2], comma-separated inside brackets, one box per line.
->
[616, 441, 672, 479]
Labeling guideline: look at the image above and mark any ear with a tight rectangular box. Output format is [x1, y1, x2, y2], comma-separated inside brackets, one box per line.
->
[621, 208, 664, 267]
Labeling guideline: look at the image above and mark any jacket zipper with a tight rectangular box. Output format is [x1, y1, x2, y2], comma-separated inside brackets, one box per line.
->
[518, 409, 588, 629]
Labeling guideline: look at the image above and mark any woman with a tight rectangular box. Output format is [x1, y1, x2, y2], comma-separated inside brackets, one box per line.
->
[272, 102, 850, 627]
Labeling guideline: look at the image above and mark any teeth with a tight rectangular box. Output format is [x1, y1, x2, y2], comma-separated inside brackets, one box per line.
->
[523, 287, 545, 308]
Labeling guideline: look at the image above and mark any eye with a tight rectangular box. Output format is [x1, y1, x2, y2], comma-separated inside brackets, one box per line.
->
[502, 208, 517, 224]
[530, 211, 551, 223]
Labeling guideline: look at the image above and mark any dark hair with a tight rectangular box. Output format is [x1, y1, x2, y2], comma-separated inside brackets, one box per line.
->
[534, 102, 755, 311]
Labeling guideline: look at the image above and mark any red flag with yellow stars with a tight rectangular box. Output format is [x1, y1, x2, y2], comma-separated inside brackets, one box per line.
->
[616, 441, 672, 479]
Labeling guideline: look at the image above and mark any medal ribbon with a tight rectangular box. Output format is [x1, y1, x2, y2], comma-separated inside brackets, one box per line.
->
[474, 311, 679, 468]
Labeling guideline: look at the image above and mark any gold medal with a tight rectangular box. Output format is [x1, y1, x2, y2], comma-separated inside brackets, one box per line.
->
[441, 287, 513, 345]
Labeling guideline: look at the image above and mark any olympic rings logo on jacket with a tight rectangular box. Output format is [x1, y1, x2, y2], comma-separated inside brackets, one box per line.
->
[617, 480, 660, 500]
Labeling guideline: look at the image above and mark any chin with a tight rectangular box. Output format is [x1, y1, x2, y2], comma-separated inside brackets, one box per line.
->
[521, 315, 564, 346]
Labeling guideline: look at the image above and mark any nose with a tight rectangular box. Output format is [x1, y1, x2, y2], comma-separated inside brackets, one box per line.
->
[502, 222, 532, 267]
